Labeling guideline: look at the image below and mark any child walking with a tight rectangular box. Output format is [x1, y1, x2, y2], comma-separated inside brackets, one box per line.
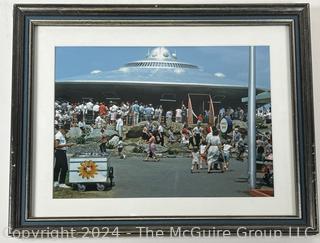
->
[191, 147, 200, 173]
[117, 137, 125, 159]
[222, 139, 232, 171]
[199, 141, 207, 169]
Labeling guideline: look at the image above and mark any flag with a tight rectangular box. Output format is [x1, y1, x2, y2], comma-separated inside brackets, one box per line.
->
[208, 95, 215, 126]
[187, 94, 193, 125]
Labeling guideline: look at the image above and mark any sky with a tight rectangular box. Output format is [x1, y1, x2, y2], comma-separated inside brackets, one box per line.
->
[55, 46, 270, 89]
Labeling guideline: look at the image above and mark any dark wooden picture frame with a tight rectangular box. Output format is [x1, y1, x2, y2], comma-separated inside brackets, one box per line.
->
[9, 4, 318, 237]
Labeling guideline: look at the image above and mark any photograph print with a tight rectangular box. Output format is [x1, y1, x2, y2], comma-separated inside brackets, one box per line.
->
[53, 46, 272, 198]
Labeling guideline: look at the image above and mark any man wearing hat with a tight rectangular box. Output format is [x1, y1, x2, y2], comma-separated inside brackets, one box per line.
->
[54, 125, 75, 188]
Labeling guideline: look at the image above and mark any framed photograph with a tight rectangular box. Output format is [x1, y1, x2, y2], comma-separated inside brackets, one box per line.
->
[10, 4, 318, 237]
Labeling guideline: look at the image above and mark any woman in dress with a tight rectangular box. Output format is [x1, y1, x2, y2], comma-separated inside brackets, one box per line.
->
[206, 129, 222, 172]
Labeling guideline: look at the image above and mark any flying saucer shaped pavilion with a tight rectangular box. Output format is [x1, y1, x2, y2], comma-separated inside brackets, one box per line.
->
[56, 47, 265, 110]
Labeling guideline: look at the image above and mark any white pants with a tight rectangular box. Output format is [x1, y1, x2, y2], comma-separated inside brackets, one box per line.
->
[133, 112, 139, 125]
[117, 127, 123, 137]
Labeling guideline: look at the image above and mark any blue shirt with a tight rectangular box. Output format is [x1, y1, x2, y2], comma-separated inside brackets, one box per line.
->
[132, 104, 140, 113]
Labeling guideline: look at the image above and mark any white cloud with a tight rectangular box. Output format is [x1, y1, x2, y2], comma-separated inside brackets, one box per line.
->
[90, 70, 102, 74]
[119, 67, 129, 73]
[214, 72, 226, 78]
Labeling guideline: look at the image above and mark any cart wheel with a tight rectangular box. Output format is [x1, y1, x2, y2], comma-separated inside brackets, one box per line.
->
[96, 183, 105, 191]
[77, 184, 86, 192]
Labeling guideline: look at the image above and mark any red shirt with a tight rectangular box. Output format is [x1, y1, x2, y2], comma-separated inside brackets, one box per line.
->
[182, 128, 189, 135]
[99, 104, 107, 116]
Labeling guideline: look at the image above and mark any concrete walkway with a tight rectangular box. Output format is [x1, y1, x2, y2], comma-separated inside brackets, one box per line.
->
[54, 156, 251, 198]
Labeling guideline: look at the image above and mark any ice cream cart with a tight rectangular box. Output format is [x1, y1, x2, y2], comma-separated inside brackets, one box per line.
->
[69, 154, 114, 192]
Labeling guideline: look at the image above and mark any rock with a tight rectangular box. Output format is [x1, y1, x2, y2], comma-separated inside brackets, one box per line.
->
[232, 120, 247, 130]
[105, 129, 118, 137]
[67, 127, 82, 138]
[67, 143, 100, 155]
[82, 125, 93, 136]
[137, 121, 149, 127]
[169, 122, 184, 134]
[133, 146, 145, 153]
[106, 124, 115, 130]
[85, 128, 119, 142]
[167, 143, 190, 154]
[238, 128, 247, 135]
[168, 148, 181, 155]
[124, 145, 136, 152]
[108, 136, 119, 147]
[85, 128, 101, 141]
[126, 126, 143, 138]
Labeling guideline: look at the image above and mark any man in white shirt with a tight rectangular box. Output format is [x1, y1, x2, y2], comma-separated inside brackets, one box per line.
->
[95, 115, 104, 128]
[110, 104, 118, 124]
[175, 108, 182, 123]
[266, 109, 272, 124]
[116, 116, 124, 137]
[54, 125, 75, 188]
[192, 124, 203, 148]
[166, 110, 173, 126]
[78, 103, 84, 113]
[93, 102, 100, 119]
[67, 102, 72, 111]
[86, 100, 93, 109]
[121, 102, 129, 116]
[158, 123, 164, 146]
[86, 100, 94, 113]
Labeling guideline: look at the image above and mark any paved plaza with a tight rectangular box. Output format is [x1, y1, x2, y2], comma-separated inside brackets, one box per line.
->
[53, 156, 251, 198]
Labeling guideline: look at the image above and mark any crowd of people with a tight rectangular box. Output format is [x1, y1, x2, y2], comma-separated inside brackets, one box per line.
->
[54, 99, 215, 131]
[53, 98, 273, 188]
[138, 119, 270, 173]
[55, 98, 271, 131]
[218, 106, 246, 122]
[257, 106, 272, 124]
[137, 110, 272, 173]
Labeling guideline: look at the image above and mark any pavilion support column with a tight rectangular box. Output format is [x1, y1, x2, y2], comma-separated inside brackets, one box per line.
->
[248, 46, 256, 189]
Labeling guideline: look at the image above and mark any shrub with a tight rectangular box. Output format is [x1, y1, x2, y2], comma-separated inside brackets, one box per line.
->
[168, 148, 179, 155]
[76, 135, 86, 144]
